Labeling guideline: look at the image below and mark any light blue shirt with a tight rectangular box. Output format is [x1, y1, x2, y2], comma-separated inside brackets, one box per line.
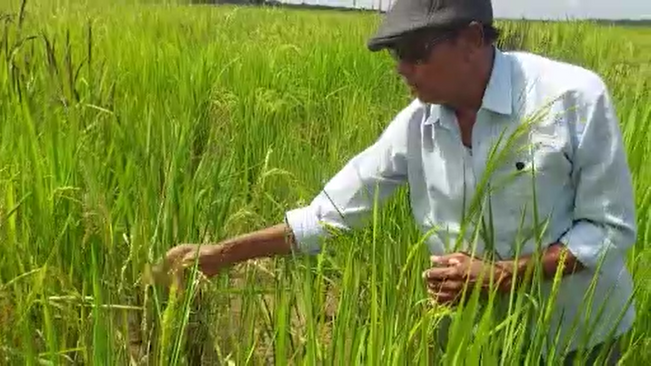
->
[285, 48, 637, 354]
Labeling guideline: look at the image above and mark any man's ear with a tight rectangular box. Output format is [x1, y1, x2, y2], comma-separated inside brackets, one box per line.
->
[467, 21, 485, 48]
[458, 21, 485, 60]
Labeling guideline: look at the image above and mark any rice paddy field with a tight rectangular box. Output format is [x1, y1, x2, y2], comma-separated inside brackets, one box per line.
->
[1, 0, 651, 364]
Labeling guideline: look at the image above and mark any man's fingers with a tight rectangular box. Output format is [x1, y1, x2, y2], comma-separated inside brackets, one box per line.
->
[429, 279, 465, 293]
[181, 250, 203, 268]
[422, 266, 460, 282]
[165, 244, 194, 262]
[427, 288, 459, 306]
[430, 252, 468, 266]
[430, 255, 448, 266]
[146, 245, 196, 287]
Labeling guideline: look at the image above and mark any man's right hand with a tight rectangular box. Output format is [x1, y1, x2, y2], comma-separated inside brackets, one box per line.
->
[149, 223, 296, 289]
[166, 244, 225, 277]
[149, 244, 224, 289]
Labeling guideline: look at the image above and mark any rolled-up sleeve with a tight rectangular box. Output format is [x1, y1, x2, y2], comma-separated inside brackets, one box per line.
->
[559, 82, 637, 270]
[284, 102, 417, 254]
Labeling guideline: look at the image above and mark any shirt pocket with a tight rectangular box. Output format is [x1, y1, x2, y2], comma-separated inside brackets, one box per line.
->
[482, 135, 573, 256]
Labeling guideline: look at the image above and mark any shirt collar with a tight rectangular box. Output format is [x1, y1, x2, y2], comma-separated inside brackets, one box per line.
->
[481, 47, 513, 115]
[423, 47, 513, 126]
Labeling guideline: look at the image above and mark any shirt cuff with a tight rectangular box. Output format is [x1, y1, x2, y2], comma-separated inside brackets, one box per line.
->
[558, 220, 615, 270]
[284, 206, 327, 255]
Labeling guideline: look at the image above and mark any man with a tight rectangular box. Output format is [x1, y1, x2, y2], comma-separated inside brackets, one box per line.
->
[162, 0, 637, 363]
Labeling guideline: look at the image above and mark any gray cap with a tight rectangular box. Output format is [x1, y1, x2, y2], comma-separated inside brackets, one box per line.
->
[367, 0, 494, 51]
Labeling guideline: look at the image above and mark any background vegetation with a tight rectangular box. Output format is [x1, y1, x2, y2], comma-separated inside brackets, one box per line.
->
[1, 0, 650, 364]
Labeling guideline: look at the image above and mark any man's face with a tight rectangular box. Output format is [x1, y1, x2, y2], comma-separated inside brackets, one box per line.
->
[388, 25, 482, 104]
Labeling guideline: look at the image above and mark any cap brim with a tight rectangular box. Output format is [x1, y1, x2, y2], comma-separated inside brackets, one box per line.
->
[367, 27, 425, 52]
[367, 35, 403, 52]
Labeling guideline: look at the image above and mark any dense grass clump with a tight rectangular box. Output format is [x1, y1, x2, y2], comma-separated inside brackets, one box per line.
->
[1, 0, 650, 364]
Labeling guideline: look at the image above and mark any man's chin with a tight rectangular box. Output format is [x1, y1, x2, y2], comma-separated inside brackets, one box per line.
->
[414, 93, 438, 104]
[408, 87, 440, 104]
[410, 87, 426, 100]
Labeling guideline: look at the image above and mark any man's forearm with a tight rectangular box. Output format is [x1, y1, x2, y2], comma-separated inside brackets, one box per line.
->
[211, 223, 296, 266]
[496, 242, 585, 292]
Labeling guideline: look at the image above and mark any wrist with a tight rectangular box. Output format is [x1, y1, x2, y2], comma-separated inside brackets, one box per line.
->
[495, 257, 529, 293]
[197, 243, 229, 274]
[205, 244, 223, 258]
[542, 242, 585, 277]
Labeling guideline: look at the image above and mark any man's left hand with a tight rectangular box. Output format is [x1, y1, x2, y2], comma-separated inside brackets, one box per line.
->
[422, 252, 513, 306]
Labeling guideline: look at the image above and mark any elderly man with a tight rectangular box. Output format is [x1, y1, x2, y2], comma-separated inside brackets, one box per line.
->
[162, 0, 636, 363]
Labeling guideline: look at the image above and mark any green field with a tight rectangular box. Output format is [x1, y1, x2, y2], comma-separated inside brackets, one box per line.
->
[1, 0, 651, 364]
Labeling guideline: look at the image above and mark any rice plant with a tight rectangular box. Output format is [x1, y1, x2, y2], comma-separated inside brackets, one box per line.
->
[0, 0, 650, 364]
